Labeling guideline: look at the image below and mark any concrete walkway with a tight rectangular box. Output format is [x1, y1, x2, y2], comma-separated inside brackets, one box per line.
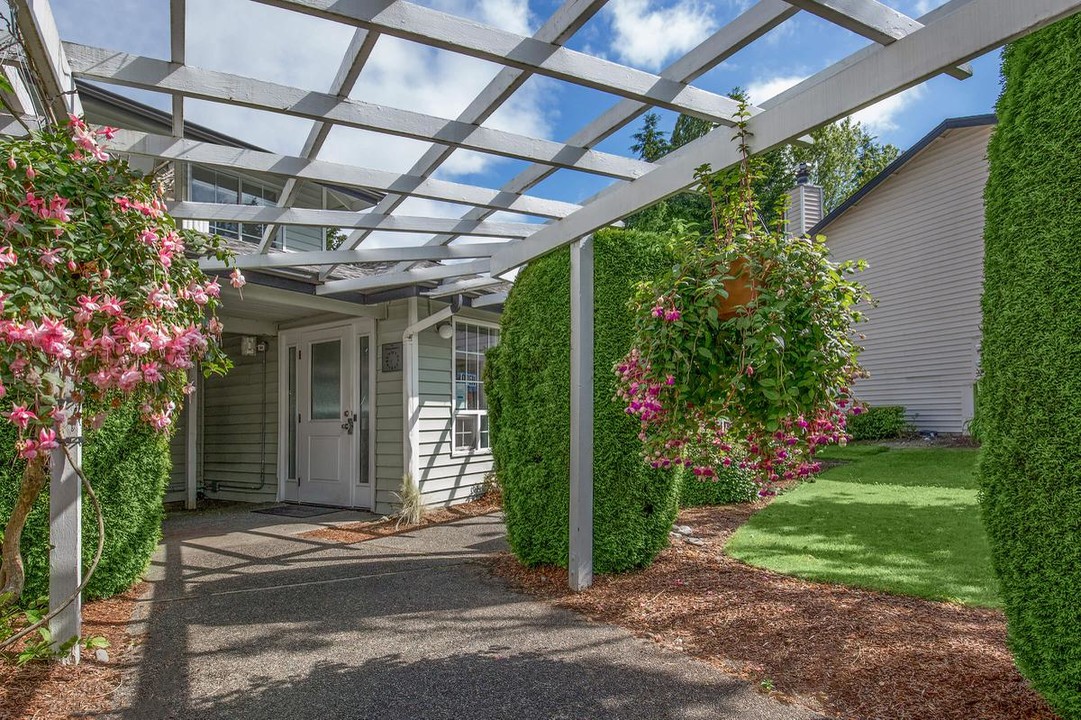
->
[109, 507, 823, 720]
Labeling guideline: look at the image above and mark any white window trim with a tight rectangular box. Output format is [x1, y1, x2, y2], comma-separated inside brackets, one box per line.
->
[451, 317, 499, 458]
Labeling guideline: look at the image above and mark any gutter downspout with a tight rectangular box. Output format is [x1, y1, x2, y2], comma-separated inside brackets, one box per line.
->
[402, 296, 460, 491]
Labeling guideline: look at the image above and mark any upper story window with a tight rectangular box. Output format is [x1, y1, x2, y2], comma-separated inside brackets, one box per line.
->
[189, 166, 325, 251]
[453, 321, 499, 453]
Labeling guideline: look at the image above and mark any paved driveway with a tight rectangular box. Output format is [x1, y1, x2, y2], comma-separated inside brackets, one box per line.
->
[109, 507, 822, 720]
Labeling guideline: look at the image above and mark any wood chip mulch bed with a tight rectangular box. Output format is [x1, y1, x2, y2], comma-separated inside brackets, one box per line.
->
[301, 496, 502, 544]
[488, 503, 1060, 720]
[0, 583, 143, 720]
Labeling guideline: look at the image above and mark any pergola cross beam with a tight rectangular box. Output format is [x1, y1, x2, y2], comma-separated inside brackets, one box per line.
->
[104, 130, 582, 219]
[64, 44, 652, 181]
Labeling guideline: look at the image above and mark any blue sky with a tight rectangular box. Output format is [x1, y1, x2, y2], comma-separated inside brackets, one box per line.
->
[47, 0, 1003, 241]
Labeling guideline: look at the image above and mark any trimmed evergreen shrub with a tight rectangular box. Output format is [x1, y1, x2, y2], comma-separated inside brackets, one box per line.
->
[978, 16, 1081, 717]
[489, 228, 682, 573]
[679, 467, 757, 507]
[847, 406, 909, 441]
[0, 400, 170, 601]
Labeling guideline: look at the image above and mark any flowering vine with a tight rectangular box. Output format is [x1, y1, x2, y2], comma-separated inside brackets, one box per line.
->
[0, 116, 240, 608]
[616, 107, 869, 495]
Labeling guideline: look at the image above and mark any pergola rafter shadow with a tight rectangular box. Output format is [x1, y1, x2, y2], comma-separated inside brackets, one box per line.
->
[4, 0, 1078, 652]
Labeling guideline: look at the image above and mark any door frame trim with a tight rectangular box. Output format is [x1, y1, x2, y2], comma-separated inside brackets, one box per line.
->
[277, 316, 376, 508]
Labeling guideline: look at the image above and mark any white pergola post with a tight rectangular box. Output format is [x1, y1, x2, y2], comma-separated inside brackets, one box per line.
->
[49, 421, 81, 662]
[568, 235, 593, 591]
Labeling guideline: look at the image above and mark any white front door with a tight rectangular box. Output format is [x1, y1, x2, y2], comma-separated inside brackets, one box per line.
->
[297, 327, 352, 506]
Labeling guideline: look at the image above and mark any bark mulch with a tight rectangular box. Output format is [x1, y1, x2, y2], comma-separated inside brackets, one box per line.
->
[488, 503, 1059, 720]
[301, 495, 501, 544]
[0, 583, 143, 720]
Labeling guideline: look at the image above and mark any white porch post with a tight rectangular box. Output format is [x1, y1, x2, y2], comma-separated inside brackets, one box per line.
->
[568, 235, 593, 591]
[49, 420, 81, 662]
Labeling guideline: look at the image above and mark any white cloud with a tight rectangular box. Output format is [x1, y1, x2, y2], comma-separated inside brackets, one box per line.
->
[850, 85, 925, 133]
[745, 75, 807, 105]
[605, 0, 717, 71]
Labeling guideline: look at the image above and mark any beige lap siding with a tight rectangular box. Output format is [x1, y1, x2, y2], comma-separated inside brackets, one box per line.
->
[200, 334, 279, 502]
[825, 125, 991, 434]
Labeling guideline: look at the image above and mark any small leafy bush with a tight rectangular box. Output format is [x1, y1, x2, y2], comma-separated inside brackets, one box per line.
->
[679, 466, 757, 507]
[0, 398, 169, 602]
[847, 406, 909, 441]
[489, 228, 682, 573]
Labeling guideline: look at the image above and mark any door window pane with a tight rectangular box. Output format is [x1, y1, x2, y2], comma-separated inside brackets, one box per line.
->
[311, 340, 341, 420]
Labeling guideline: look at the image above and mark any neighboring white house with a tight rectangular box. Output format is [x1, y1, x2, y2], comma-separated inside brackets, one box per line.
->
[78, 83, 504, 515]
[808, 115, 996, 434]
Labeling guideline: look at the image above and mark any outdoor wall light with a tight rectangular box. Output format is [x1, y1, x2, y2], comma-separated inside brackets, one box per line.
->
[437, 322, 454, 340]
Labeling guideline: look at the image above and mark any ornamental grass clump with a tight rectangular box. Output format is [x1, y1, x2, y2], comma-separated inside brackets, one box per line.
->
[616, 110, 869, 495]
[0, 117, 240, 632]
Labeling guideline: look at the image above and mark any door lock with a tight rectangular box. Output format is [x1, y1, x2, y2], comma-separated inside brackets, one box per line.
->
[341, 411, 355, 434]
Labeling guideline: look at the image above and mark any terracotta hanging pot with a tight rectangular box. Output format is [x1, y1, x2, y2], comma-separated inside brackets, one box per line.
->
[716, 256, 758, 320]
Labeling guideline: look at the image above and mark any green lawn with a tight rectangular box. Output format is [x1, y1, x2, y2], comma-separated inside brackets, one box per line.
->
[726, 444, 1000, 607]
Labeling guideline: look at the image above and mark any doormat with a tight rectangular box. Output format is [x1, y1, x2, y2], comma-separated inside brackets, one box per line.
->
[252, 504, 339, 518]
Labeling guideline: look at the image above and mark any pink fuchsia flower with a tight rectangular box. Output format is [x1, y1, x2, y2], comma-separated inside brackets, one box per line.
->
[140, 229, 159, 246]
[48, 195, 71, 222]
[141, 361, 164, 383]
[98, 126, 118, 140]
[204, 279, 221, 298]
[230, 268, 246, 289]
[90, 413, 106, 430]
[117, 367, 142, 391]
[100, 295, 124, 316]
[0, 246, 16, 268]
[37, 428, 60, 452]
[744, 365, 755, 376]
[39, 247, 63, 269]
[18, 438, 39, 460]
[4, 404, 37, 429]
[6, 155, 14, 170]
[25, 165, 35, 180]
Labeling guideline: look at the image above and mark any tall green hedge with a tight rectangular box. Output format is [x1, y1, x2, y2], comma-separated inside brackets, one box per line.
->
[489, 228, 682, 573]
[0, 400, 170, 601]
[978, 16, 1081, 717]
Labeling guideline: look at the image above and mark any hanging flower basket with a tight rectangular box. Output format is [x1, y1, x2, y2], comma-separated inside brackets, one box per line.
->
[615, 111, 869, 494]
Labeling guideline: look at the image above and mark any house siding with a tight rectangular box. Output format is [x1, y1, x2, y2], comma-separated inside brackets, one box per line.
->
[824, 125, 992, 433]
[373, 300, 500, 515]
[199, 334, 279, 502]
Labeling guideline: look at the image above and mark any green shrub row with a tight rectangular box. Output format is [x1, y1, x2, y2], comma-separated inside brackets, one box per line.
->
[488, 228, 682, 573]
[847, 406, 909, 441]
[0, 399, 170, 602]
[978, 15, 1081, 718]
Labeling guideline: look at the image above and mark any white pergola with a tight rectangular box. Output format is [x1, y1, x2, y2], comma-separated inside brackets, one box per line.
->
[6, 0, 1080, 659]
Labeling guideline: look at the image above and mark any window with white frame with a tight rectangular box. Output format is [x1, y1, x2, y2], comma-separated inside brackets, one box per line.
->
[189, 166, 326, 251]
[453, 321, 499, 452]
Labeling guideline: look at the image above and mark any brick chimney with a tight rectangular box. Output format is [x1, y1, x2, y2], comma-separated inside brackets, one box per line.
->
[784, 163, 824, 236]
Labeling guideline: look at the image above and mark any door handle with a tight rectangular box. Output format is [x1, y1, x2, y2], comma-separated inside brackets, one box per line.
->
[341, 414, 355, 434]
